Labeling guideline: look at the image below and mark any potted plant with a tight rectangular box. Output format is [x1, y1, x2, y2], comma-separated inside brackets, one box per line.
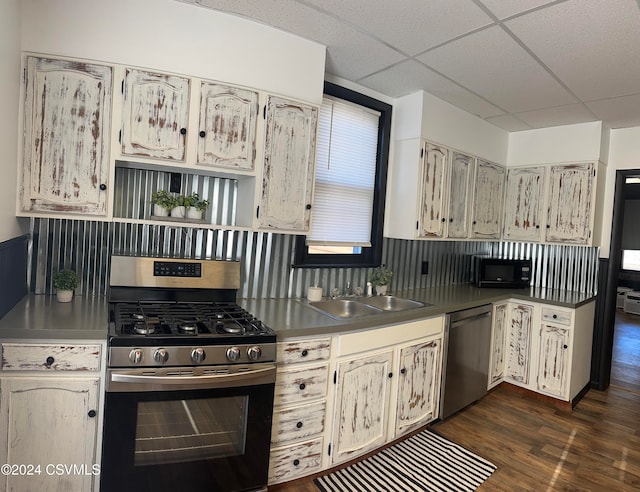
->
[170, 194, 186, 218]
[368, 266, 393, 295]
[185, 192, 209, 220]
[52, 269, 79, 303]
[151, 190, 174, 217]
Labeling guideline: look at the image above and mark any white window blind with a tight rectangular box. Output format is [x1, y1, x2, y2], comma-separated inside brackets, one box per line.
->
[307, 96, 380, 247]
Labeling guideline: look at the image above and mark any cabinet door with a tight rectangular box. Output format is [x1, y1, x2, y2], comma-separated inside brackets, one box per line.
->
[395, 338, 441, 437]
[545, 162, 594, 244]
[0, 377, 100, 492]
[503, 166, 546, 241]
[20, 56, 111, 216]
[121, 68, 190, 161]
[197, 82, 259, 170]
[446, 151, 474, 238]
[537, 324, 571, 398]
[505, 303, 534, 385]
[331, 351, 392, 465]
[471, 160, 505, 239]
[258, 96, 318, 232]
[489, 302, 508, 387]
[418, 142, 448, 238]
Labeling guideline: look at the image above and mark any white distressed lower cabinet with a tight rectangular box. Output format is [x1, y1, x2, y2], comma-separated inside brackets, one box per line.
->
[0, 342, 105, 492]
[329, 316, 443, 466]
[489, 300, 595, 403]
[268, 337, 331, 485]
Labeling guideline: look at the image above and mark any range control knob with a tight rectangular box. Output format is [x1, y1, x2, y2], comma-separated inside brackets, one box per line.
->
[226, 346, 241, 362]
[129, 348, 143, 364]
[247, 346, 262, 361]
[153, 348, 169, 364]
[191, 347, 206, 363]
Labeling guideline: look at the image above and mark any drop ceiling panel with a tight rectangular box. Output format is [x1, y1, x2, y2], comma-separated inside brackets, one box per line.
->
[304, 0, 494, 55]
[486, 114, 532, 132]
[358, 60, 505, 118]
[478, 0, 561, 20]
[586, 94, 640, 129]
[505, 0, 640, 101]
[515, 103, 598, 129]
[417, 25, 577, 113]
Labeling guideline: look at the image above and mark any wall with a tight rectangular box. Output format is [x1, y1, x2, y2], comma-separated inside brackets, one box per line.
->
[0, 0, 26, 242]
[20, 0, 325, 104]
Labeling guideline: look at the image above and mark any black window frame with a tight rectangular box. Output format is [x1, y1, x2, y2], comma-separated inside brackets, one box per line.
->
[293, 81, 391, 268]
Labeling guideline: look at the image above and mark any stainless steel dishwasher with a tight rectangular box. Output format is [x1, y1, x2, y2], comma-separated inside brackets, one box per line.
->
[440, 304, 492, 420]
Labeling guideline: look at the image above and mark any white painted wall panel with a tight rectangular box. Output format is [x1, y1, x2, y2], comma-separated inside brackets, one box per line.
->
[0, 0, 26, 242]
[20, 0, 325, 104]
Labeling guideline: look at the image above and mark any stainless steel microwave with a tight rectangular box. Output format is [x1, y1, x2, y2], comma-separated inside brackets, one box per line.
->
[474, 256, 532, 288]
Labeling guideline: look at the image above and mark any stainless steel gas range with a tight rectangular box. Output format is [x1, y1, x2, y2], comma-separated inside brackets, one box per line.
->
[100, 256, 276, 492]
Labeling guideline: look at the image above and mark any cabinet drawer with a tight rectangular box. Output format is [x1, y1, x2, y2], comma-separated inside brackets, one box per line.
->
[272, 400, 326, 445]
[541, 307, 572, 326]
[1, 344, 102, 371]
[277, 338, 331, 365]
[268, 438, 323, 485]
[274, 364, 328, 404]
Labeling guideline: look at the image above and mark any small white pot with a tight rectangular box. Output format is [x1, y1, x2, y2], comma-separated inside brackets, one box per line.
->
[170, 206, 186, 218]
[153, 204, 169, 217]
[375, 285, 388, 296]
[56, 290, 73, 303]
[186, 208, 203, 220]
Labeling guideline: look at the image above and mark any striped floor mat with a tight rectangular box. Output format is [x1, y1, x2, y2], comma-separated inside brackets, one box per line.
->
[314, 429, 496, 492]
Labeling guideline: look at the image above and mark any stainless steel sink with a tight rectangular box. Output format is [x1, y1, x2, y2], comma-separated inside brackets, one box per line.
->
[309, 299, 383, 319]
[360, 295, 427, 311]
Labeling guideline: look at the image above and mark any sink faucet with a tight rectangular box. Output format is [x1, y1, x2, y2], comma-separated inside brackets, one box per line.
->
[344, 281, 351, 297]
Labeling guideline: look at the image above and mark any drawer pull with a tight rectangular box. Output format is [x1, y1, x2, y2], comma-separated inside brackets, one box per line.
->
[299, 383, 306, 390]
[301, 349, 309, 357]
[296, 421, 303, 429]
[293, 459, 300, 467]
[88, 410, 97, 418]
[46, 356, 55, 366]
[563, 344, 568, 349]
[552, 314, 558, 319]
[400, 368, 407, 374]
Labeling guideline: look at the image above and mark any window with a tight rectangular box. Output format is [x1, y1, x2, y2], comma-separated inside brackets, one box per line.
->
[622, 250, 640, 271]
[294, 82, 391, 268]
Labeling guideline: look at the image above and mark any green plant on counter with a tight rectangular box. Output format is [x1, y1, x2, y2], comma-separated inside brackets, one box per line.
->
[368, 266, 393, 286]
[150, 190, 175, 211]
[52, 269, 79, 291]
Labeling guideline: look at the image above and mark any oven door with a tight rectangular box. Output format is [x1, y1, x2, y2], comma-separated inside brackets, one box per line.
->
[100, 363, 276, 492]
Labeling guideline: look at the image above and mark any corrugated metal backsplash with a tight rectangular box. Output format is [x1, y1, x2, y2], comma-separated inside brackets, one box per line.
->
[30, 218, 599, 298]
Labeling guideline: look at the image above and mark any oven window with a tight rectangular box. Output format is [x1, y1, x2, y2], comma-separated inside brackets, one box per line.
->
[134, 396, 248, 466]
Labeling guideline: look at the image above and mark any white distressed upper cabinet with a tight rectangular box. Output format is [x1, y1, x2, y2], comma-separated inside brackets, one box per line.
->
[418, 142, 448, 237]
[505, 302, 534, 386]
[121, 68, 190, 161]
[545, 162, 595, 244]
[471, 159, 505, 239]
[503, 166, 546, 242]
[488, 302, 508, 389]
[0, 377, 100, 492]
[20, 56, 112, 216]
[446, 151, 475, 239]
[394, 338, 441, 438]
[197, 82, 259, 170]
[257, 96, 318, 232]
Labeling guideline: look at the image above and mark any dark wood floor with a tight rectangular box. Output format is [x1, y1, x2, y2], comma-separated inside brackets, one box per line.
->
[273, 311, 640, 491]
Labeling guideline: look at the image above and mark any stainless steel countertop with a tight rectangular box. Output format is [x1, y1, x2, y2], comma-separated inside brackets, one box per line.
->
[0, 285, 596, 341]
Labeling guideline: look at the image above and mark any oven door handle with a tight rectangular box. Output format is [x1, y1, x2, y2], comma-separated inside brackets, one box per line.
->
[107, 365, 276, 392]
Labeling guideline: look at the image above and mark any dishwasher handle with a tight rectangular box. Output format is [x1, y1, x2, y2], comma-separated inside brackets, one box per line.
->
[449, 311, 491, 328]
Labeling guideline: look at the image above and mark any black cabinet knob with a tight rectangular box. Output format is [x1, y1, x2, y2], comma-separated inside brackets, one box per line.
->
[472, 220, 477, 225]
[563, 344, 568, 349]
[536, 225, 540, 229]
[199, 130, 206, 138]
[441, 218, 446, 222]
[180, 128, 187, 135]
[546, 225, 551, 228]
[299, 383, 306, 390]
[301, 349, 308, 357]
[46, 356, 55, 366]
[449, 218, 453, 222]
[400, 368, 407, 374]
[552, 314, 558, 319]
[305, 204, 312, 210]
[293, 459, 300, 467]
[296, 421, 303, 428]
[88, 410, 97, 418]
[388, 372, 393, 378]
[99, 184, 107, 191]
